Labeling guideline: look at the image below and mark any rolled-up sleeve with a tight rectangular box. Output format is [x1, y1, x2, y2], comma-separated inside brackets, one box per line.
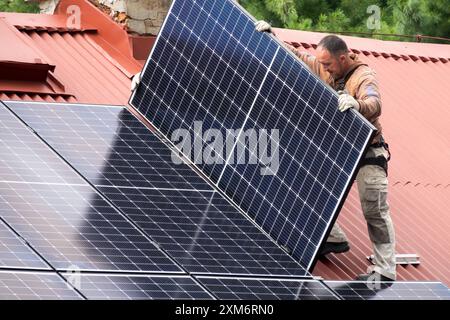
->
[356, 72, 382, 122]
[284, 43, 330, 81]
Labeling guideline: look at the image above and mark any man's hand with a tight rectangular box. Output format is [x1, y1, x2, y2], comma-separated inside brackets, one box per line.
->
[338, 91, 360, 112]
[255, 20, 272, 33]
[131, 71, 142, 91]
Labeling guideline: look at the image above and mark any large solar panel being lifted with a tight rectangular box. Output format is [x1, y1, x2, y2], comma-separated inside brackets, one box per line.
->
[324, 281, 450, 300]
[7, 102, 308, 277]
[129, 0, 375, 269]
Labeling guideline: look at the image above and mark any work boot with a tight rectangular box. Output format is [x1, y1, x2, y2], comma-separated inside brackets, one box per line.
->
[318, 241, 350, 257]
[355, 271, 395, 282]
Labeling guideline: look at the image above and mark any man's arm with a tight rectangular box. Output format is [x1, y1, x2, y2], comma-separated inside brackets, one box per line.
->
[284, 43, 330, 81]
[354, 71, 382, 122]
[254, 21, 329, 81]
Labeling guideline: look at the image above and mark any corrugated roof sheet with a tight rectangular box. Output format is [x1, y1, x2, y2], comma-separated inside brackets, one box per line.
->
[274, 28, 450, 286]
[0, 0, 143, 104]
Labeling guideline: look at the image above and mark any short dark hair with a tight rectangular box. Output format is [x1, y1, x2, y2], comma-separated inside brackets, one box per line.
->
[318, 35, 348, 56]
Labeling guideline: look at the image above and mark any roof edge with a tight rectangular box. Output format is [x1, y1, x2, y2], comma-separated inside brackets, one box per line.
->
[274, 28, 450, 63]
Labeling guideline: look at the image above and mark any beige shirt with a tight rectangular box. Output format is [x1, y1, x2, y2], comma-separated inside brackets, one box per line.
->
[288, 45, 383, 144]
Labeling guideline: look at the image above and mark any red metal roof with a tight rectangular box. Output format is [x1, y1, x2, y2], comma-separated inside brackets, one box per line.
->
[273, 28, 450, 286]
[0, 0, 144, 104]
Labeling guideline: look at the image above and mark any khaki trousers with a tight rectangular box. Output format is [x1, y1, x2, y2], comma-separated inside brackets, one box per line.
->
[327, 147, 396, 280]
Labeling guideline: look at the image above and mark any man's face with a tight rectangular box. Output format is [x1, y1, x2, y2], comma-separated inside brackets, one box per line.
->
[316, 46, 346, 79]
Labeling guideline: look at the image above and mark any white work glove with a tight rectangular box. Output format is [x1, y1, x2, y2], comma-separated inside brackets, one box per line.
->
[131, 71, 142, 91]
[338, 91, 360, 112]
[255, 20, 272, 33]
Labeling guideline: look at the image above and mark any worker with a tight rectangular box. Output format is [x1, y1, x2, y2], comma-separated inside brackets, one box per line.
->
[255, 21, 396, 282]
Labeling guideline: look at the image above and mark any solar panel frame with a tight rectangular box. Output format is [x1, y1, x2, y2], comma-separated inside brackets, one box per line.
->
[128, 0, 376, 270]
[323, 280, 450, 300]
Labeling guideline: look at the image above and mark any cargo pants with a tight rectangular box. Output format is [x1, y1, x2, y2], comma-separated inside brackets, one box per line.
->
[327, 146, 396, 280]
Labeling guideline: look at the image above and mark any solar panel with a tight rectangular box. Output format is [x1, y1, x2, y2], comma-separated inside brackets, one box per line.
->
[5, 101, 210, 191]
[129, 0, 375, 269]
[100, 186, 307, 276]
[324, 281, 450, 300]
[0, 101, 184, 273]
[60, 273, 213, 300]
[196, 276, 339, 300]
[0, 218, 49, 270]
[7, 102, 308, 277]
[0, 181, 183, 273]
[0, 103, 84, 185]
[0, 271, 83, 300]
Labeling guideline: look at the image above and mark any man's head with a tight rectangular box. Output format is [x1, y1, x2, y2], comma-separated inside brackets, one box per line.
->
[316, 35, 351, 79]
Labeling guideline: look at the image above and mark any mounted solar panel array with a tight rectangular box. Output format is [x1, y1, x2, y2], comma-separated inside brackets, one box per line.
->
[1, 92, 450, 302]
[130, 0, 375, 269]
[7, 101, 307, 278]
[0, 100, 313, 299]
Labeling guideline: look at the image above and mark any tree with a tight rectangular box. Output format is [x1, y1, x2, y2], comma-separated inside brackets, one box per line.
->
[0, 0, 39, 13]
[239, 0, 449, 43]
[391, 0, 450, 41]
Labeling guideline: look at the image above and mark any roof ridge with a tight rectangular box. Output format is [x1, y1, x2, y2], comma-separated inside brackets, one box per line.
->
[275, 28, 450, 63]
[393, 181, 450, 189]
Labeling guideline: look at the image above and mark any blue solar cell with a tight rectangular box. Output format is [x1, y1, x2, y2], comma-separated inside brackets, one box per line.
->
[130, 0, 375, 269]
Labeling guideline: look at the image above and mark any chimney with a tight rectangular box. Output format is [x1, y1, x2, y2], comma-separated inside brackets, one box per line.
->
[90, 0, 170, 35]
[126, 0, 170, 35]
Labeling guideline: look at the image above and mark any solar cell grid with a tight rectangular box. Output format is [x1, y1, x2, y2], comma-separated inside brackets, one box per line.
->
[0, 181, 183, 273]
[61, 274, 214, 300]
[0, 271, 83, 300]
[7, 101, 308, 277]
[0, 218, 49, 270]
[196, 276, 339, 300]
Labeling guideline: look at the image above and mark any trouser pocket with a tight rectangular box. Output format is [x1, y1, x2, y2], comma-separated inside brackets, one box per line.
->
[359, 166, 393, 244]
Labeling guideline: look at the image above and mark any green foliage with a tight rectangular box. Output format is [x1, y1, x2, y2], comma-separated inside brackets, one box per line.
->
[0, 0, 39, 13]
[238, 0, 449, 43]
